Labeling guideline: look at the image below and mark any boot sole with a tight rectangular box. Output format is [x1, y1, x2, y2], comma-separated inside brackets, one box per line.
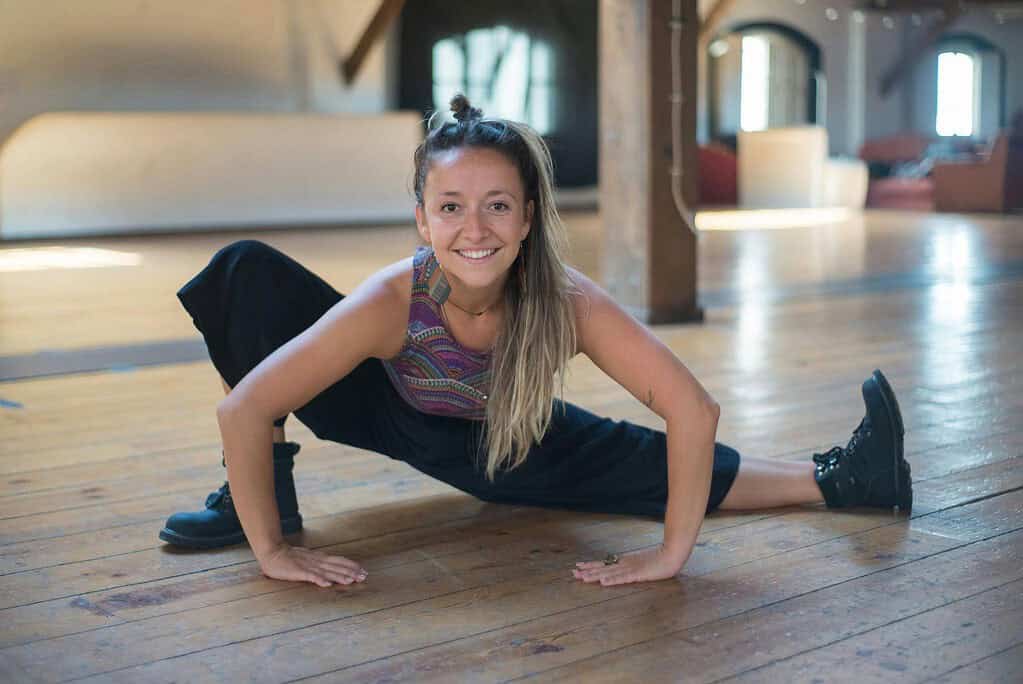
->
[869, 369, 912, 512]
[158, 514, 303, 550]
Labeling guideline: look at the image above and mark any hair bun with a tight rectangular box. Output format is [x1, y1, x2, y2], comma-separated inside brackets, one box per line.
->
[450, 94, 483, 124]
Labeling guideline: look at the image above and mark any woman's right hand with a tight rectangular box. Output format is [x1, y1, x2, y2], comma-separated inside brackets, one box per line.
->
[258, 543, 368, 587]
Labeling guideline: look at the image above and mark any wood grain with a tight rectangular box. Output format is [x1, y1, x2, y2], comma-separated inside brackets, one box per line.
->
[1, 208, 1021, 682]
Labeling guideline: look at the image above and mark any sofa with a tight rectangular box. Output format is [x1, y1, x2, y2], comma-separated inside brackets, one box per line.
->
[932, 131, 1023, 213]
[859, 133, 935, 211]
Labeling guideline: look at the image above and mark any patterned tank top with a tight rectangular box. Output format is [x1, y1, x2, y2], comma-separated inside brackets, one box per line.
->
[381, 246, 492, 420]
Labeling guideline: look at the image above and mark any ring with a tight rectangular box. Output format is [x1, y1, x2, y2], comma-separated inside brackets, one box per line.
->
[603, 553, 619, 566]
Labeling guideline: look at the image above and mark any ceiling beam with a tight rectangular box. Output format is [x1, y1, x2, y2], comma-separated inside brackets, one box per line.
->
[880, 0, 962, 97]
[699, 0, 737, 43]
[860, 0, 1021, 11]
[341, 0, 406, 85]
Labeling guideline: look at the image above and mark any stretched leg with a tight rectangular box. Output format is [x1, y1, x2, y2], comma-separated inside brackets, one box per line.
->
[180, 239, 385, 450]
[162, 240, 386, 548]
[717, 457, 822, 510]
[469, 368, 910, 517]
[723, 369, 911, 513]
[462, 401, 741, 517]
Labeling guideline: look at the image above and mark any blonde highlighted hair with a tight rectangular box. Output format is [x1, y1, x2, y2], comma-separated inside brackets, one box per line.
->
[413, 95, 577, 481]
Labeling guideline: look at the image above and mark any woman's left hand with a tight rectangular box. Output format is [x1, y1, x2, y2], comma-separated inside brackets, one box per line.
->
[571, 544, 685, 586]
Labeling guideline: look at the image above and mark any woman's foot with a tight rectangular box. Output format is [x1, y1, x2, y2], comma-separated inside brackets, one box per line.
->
[813, 370, 911, 512]
[158, 441, 304, 549]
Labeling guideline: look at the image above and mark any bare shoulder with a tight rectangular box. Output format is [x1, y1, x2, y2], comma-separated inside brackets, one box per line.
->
[368, 256, 414, 305]
[566, 266, 613, 325]
[565, 266, 647, 358]
[346, 256, 413, 359]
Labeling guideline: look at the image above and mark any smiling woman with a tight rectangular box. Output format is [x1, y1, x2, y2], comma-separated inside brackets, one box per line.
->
[160, 94, 912, 590]
[407, 97, 577, 481]
[415, 146, 532, 313]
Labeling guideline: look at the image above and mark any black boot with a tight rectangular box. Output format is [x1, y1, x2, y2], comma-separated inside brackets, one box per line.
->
[814, 369, 912, 511]
[158, 441, 303, 548]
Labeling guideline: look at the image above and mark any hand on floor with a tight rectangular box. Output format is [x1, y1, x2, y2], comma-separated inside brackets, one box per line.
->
[572, 544, 683, 586]
[259, 543, 368, 587]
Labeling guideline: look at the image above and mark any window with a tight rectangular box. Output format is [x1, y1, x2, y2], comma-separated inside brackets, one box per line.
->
[740, 35, 770, 132]
[935, 51, 977, 137]
[400, 1, 598, 187]
[432, 26, 554, 135]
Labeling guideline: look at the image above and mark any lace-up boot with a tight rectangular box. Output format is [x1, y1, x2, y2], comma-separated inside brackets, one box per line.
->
[813, 370, 911, 511]
[158, 441, 303, 548]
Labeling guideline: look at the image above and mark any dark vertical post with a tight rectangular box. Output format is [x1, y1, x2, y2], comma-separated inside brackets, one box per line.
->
[600, 0, 702, 323]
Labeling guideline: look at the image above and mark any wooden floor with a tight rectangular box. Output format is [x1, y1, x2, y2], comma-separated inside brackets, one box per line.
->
[1, 208, 1021, 682]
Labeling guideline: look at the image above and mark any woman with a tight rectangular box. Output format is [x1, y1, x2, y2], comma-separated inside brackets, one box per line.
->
[161, 95, 911, 588]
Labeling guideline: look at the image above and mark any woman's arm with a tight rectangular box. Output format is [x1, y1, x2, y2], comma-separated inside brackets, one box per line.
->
[567, 269, 720, 586]
[216, 260, 409, 585]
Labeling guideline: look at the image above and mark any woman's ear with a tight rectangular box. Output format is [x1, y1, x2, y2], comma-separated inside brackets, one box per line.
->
[415, 204, 431, 244]
[520, 200, 535, 240]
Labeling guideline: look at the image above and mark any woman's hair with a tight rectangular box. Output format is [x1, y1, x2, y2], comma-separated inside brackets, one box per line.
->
[413, 94, 577, 482]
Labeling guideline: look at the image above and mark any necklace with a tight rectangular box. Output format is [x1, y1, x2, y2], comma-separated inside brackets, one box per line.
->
[432, 266, 496, 317]
[443, 297, 491, 317]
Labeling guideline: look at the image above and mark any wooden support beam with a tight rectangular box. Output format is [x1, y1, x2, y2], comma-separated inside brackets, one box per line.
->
[863, 0, 1021, 10]
[340, 0, 405, 85]
[880, 0, 962, 97]
[600, 0, 703, 323]
[699, 0, 737, 44]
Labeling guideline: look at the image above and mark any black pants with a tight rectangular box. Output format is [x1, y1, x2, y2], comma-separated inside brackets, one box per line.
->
[177, 240, 741, 517]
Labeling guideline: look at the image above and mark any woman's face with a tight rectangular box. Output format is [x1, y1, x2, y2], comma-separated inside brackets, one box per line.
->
[416, 146, 533, 292]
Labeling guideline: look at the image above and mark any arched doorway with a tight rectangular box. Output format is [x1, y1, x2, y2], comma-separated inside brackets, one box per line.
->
[707, 21, 822, 144]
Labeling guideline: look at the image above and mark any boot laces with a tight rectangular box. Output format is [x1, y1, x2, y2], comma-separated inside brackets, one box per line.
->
[813, 418, 871, 478]
[812, 446, 843, 470]
[205, 482, 234, 512]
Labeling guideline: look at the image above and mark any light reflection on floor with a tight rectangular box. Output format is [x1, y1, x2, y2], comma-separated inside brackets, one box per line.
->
[693, 208, 1022, 432]
[695, 207, 853, 231]
[0, 246, 142, 272]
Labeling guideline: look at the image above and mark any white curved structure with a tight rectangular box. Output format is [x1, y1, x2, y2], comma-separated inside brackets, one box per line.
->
[0, 111, 423, 239]
[738, 126, 868, 210]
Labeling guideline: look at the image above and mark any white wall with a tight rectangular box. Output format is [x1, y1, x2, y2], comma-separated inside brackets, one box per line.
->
[0, 0, 396, 146]
[859, 11, 907, 142]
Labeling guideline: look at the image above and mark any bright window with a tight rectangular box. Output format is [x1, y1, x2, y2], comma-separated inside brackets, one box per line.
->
[935, 51, 976, 137]
[740, 35, 770, 132]
[432, 27, 553, 134]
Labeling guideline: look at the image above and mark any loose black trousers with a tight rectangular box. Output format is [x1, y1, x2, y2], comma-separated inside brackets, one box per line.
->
[177, 240, 741, 517]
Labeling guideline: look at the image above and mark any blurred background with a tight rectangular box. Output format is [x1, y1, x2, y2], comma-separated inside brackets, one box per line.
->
[0, 0, 1020, 242]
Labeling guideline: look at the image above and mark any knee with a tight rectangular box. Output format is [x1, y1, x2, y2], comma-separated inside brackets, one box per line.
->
[212, 239, 288, 279]
[217, 239, 277, 265]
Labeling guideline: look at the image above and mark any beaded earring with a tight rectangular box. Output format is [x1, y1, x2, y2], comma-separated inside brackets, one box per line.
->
[517, 242, 527, 294]
[430, 265, 452, 306]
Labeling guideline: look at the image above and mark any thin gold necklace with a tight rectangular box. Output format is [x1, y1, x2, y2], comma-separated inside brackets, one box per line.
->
[433, 260, 495, 317]
[443, 297, 491, 317]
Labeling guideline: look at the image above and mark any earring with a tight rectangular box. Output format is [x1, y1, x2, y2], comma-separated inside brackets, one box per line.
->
[430, 263, 452, 305]
[517, 245, 527, 294]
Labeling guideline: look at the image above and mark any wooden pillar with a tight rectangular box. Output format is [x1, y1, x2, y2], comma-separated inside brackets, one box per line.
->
[599, 0, 702, 323]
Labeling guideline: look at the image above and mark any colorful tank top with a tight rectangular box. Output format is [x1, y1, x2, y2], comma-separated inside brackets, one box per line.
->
[381, 246, 491, 420]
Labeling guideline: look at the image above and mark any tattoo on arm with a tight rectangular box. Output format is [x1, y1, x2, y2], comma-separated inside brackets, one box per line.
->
[645, 389, 655, 410]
